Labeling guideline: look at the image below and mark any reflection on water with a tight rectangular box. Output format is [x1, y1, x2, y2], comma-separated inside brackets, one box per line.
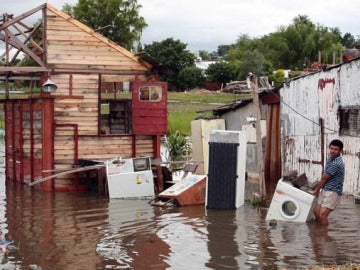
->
[1, 175, 360, 269]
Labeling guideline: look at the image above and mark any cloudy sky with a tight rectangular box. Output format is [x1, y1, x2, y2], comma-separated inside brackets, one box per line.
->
[1, 0, 360, 52]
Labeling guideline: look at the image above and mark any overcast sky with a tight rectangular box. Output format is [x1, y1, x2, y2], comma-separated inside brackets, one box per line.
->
[1, 0, 360, 52]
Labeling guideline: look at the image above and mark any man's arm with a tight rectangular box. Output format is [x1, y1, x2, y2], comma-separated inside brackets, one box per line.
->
[312, 172, 331, 197]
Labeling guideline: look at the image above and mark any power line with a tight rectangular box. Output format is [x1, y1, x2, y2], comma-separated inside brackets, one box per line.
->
[268, 88, 360, 139]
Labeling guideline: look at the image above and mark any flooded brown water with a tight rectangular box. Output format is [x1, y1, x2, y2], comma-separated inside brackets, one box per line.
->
[1, 172, 360, 270]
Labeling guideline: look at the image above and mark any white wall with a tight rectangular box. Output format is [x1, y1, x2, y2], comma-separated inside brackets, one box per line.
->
[280, 60, 360, 194]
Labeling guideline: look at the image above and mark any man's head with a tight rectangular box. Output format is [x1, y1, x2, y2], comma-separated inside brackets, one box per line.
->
[330, 139, 343, 151]
[329, 139, 343, 158]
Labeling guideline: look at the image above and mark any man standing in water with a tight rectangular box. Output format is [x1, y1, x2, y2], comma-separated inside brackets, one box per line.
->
[312, 139, 345, 225]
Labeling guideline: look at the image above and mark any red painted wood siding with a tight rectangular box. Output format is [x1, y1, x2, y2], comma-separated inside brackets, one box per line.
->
[132, 82, 167, 135]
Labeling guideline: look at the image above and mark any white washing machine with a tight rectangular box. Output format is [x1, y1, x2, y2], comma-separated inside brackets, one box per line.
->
[266, 179, 316, 222]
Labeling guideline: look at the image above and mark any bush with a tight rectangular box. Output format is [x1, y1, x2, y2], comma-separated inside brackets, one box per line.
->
[205, 61, 238, 85]
[178, 67, 205, 90]
[167, 131, 186, 162]
[269, 69, 286, 87]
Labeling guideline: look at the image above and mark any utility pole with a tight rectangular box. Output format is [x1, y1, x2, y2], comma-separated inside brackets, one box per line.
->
[250, 75, 266, 202]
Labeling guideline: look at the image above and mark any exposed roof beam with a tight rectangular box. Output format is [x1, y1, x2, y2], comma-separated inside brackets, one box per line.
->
[13, 23, 43, 53]
[4, 29, 45, 67]
[52, 69, 150, 75]
[0, 4, 45, 30]
[0, 32, 21, 49]
[10, 23, 43, 65]
[0, 67, 48, 73]
[0, 67, 149, 75]
[0, 75, 41, 80]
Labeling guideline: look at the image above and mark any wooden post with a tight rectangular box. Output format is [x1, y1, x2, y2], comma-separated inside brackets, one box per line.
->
[251, 75, 266, 201]
[153, 134, 161, 158]
[42, 98, 54, 191]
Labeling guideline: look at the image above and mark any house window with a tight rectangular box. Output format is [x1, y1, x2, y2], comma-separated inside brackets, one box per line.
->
[339, 106, 360, 136]
[100, 100, 132, 135]
[139, 86, 162, 102]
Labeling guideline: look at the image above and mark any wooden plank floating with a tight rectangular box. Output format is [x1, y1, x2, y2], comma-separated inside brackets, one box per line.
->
[28, 164, 105, 186]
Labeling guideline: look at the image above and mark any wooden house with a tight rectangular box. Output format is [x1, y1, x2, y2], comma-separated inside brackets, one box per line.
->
[0, 4, 167, 193]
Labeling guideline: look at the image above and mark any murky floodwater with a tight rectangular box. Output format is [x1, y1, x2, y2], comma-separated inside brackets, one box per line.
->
[0, 136, 359, 270]
[1, 170, 360, 270]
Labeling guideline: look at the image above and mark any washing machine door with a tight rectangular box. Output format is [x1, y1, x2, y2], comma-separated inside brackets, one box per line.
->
[279, 197, 300, 220]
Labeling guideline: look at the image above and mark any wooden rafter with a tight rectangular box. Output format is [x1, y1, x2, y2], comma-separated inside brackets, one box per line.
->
[0, 66, 48, 73]
[0, 4, 45, 31]
[0, 4, 45, 68]
[3, 28, 45, 67]
[12, 23, 43, 66]
[13, 23, 43, 52]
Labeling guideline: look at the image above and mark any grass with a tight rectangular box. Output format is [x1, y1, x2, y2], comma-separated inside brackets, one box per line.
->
[168, 89, 243, 103]
[167, 89, 250, 135]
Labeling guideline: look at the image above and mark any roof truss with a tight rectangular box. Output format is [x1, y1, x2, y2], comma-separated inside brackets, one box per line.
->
[0, 4, 46, 69]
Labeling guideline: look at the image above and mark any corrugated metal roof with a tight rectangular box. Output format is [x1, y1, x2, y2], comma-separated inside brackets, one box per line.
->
[212, 98, 253, 115]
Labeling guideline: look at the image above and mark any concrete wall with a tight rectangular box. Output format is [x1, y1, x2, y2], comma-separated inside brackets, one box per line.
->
[219, 102, 267, 179]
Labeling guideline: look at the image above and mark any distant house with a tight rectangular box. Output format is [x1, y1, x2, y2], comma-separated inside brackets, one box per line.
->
[0, 4, 167, 193]
[195, 60, 218, 72]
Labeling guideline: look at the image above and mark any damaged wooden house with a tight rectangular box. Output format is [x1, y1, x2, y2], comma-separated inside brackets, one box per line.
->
[0, 4, 167, 193]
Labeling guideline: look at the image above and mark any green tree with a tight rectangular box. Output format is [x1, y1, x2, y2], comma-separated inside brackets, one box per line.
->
[198, 50, 219, 60]
[198, 50, 211, 60]
[238, 49, 265, 80]
[217, 44, 231, 59]
[259, 15, 344, 69]
[62, 0, 147, 51]
[178, 67, 205, 90]
[205, 61, 238, 86]
[281, 15, 317, 69]
[342, 32, 356, 48]
[226, 34, 260, 62]
[143, 38, 195, 90]
[261, 32, 291, 69]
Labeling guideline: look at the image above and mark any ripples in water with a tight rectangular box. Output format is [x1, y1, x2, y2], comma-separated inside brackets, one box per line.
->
[1, 178, 360, 270]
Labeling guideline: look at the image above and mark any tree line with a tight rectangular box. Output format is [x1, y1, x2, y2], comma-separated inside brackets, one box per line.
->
[63, 0, 360, 91]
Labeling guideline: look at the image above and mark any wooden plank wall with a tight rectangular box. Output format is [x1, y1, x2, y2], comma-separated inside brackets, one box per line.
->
[52, 73, 155, 189]
[135, 135, 155, 157]
[77, 136, 155, 160]
[54, 74, 99, 135]
[46, 10, 148, 72]
[53, 73, 98, 188]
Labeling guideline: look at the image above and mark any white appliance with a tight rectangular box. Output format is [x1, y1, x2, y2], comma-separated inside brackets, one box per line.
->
[206, 130, 247, 209]
[266, 179, 316, 222]
[191, 119, 225, 174]
[106, 157, 154, 199]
